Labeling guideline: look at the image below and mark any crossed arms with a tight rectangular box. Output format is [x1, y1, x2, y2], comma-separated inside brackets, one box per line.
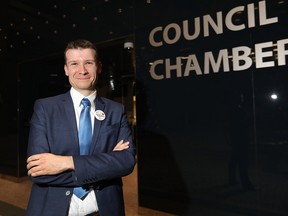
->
[27, 140, 130, 177]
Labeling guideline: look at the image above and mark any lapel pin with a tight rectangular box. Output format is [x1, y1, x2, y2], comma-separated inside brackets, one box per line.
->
[94, 110, 106, 121]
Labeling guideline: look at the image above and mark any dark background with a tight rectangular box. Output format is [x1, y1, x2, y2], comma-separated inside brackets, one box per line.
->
[134, 0, 288, 215]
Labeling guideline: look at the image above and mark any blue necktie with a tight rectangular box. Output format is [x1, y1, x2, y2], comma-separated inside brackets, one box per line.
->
[74, 98, 92, 199]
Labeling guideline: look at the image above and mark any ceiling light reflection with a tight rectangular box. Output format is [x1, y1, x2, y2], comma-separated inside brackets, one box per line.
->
[270, 93, 278, 100]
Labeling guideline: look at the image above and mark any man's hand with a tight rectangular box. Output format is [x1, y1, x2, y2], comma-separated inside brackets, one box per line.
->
[27, 153, 74, 177]
[113, 140, 129, 151]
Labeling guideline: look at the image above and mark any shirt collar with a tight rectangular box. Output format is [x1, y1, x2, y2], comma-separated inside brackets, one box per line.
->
[70, 87, 97, 109]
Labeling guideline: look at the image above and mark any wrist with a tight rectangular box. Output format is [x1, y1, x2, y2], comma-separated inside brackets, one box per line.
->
[62, 156, 75, 171]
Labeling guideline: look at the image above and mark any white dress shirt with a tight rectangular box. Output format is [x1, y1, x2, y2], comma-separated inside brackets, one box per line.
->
[68, 87, 99, 216]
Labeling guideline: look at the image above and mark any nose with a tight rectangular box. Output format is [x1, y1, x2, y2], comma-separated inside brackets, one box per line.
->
[79, 63, 88, 74]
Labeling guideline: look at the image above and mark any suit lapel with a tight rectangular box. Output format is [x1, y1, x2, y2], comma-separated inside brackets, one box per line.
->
[62, 92, 80, 154]
[91, 96, 105, 153]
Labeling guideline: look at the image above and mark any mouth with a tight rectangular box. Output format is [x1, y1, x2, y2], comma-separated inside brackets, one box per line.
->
[77, 77, 91, 80]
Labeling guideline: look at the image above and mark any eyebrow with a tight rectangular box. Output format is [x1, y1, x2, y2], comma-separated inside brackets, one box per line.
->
[66, 59, 96, 64]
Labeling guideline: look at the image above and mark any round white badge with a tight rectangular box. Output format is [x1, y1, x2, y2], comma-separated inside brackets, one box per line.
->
[94, 110, 106, 121]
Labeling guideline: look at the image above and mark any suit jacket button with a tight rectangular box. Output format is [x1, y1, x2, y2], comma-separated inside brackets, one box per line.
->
[66, 191, 71, 196]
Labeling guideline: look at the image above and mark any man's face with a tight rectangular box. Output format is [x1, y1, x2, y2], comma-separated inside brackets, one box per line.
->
[64, 48, 101, 96]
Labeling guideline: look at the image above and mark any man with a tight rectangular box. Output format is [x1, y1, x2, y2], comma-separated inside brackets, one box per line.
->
[26, 39, 136, 216]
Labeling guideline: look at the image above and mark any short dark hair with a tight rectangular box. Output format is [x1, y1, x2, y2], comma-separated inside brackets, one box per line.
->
[64, 39, 98, 63]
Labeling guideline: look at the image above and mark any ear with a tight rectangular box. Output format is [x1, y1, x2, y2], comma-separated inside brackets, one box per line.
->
[97, 61, 102, 75]
[64, 64, 69, 76]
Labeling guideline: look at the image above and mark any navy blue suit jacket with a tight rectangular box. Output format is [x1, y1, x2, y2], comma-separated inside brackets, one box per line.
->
[26, 91, 136, 216]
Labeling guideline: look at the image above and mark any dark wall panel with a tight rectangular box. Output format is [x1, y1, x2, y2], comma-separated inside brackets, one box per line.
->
[0, 63, 18, 176]
[135, 0, 288, 215]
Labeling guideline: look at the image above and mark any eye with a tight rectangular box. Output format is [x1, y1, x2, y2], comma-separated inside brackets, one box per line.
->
[70, 62, 78, 66]
[86, 61, 95, 65]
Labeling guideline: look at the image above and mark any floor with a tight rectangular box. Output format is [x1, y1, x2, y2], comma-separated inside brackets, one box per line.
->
[0, 166, 175, 216]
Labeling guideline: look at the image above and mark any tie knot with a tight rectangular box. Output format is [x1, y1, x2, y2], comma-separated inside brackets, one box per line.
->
[81, 98, 91, 108]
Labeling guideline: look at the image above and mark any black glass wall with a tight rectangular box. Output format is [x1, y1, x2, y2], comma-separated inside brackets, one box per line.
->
[135, 0, 288, 215]
[0, 64, 19, 176]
